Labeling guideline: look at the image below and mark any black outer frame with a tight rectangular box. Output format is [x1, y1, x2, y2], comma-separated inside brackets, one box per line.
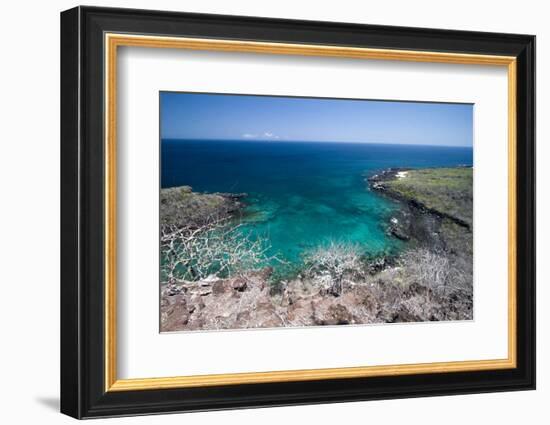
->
[60, 6, 535, 419]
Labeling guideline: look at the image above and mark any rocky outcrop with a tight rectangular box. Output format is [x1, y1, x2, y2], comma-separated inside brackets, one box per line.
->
[160, 185, 247, 227]
[368, 168, 472, 230]
[368, 168, 473, 254]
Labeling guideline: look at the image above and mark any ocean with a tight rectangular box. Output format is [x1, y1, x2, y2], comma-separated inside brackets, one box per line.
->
[161, 139, 473, 266]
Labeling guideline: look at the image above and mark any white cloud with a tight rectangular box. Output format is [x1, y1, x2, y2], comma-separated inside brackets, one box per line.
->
[263, 132, 280, 139]
[242, 132, 281, 140]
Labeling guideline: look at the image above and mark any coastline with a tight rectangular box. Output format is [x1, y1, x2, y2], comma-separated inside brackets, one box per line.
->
[160, 166, 473, 332]
[160, 185, 248, 228]
[368, 167, 473, 256]
[368, 167, 472, 230]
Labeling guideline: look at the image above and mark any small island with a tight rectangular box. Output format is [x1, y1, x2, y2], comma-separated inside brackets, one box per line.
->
[160, 166, 473, 332]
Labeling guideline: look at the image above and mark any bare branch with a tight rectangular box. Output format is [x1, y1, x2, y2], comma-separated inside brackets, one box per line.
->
[160, 215, 283, 284]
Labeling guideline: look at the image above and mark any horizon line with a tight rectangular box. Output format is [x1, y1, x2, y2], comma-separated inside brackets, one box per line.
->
[161, 138, 473, 149]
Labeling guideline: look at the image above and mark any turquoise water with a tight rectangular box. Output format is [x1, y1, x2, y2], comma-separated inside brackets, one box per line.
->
[161, 140, 473, 266]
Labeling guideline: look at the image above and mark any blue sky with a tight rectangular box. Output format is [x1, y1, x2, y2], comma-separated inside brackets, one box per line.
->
[160, 92, 473, 147]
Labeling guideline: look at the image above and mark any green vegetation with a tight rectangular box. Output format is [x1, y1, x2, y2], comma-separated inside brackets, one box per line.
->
[160, 186, 242, 227]
[384, 168, 472, 227]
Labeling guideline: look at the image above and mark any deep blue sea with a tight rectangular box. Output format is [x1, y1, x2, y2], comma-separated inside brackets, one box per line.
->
[161, 139, 473, 266]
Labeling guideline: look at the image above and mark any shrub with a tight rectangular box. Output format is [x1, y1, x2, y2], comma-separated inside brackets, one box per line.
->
[399, 248, 472, 297]
[302, 242, 364, 296]
[160, 217, 275, 283]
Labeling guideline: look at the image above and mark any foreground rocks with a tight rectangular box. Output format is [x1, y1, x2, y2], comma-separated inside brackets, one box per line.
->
[161, 261, 472, 332]
[161, 268, 285, 331]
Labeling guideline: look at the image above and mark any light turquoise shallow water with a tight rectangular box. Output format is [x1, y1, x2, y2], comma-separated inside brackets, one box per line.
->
[162, 140, 473, 267]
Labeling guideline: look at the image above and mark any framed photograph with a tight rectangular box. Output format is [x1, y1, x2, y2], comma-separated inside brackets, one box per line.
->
[60, 6, 535, 419]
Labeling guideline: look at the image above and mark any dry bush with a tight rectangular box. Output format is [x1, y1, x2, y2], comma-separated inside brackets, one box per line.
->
[400, 248, 472, 297]
[377, 248, 474, 321]
[400, 249, 450, 290]
[302, 242, 364, 296]
[160, 216, 277, 284]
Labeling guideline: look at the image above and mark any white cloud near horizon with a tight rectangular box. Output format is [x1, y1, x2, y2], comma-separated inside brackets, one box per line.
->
[242, 131, 281, 140]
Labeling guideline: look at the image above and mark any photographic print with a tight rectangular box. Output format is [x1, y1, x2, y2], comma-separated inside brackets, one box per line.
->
[160, 92, 474, 332]
[61, 9, 535, 416]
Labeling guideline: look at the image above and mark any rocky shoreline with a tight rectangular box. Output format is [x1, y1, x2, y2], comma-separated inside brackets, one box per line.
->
[368, 168, 471, 230]
[160, 169, 474, 332]
[160, 185, 247, 228]
[367, 167, 473, 255]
